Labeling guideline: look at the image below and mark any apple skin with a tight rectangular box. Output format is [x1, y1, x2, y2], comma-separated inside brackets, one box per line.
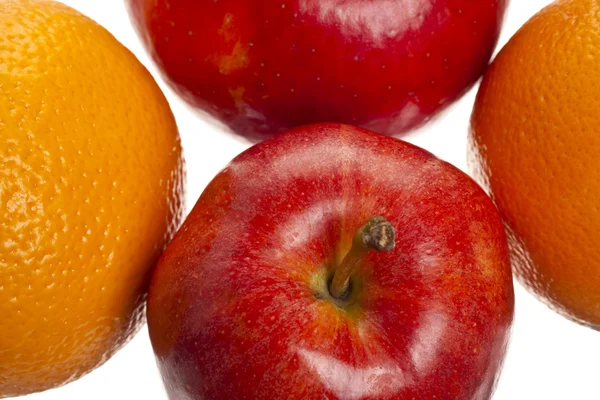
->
[147, 123, 514, 399]
[126, 0, 508, 141]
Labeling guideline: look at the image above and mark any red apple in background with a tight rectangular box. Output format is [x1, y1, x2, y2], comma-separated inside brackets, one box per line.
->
[126, 0, 508, 141]
[147, 123, 514, 399]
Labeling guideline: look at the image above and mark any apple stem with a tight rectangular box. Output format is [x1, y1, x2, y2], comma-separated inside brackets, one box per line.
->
[329, 216, 396, 299]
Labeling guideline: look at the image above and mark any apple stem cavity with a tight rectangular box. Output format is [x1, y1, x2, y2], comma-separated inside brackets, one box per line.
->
[329, 216, 396, 299]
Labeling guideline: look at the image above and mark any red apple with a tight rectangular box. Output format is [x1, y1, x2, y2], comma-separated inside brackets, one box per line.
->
[148, 123, 514, 399]
[126, 0, 508, 141]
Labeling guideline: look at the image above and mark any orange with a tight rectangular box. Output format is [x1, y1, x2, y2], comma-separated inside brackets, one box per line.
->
[469, 0, 600, 328]
[0, 0, 185, 396]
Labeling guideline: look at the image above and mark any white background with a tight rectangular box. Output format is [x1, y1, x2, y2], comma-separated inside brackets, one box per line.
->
[19, 1, 599, 399]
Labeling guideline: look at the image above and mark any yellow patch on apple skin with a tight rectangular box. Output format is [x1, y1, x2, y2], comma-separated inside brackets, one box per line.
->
[218, 13, 235, 42]
[208, 13, 250, 75]
[469, 220, 501, 280]
[216, 42, 250, 75]
[229, 87, 246, 110]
